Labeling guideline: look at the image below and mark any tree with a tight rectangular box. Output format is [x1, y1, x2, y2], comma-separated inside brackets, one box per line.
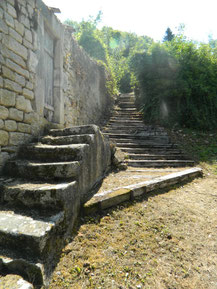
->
[163, 27, 175, 42]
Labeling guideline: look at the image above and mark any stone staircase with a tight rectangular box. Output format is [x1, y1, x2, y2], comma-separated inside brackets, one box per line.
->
[103, 93, 194, 168]
[0, 125, 111, 288]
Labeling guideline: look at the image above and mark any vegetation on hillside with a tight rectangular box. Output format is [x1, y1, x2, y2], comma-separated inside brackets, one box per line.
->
[65, 15, 217, 132]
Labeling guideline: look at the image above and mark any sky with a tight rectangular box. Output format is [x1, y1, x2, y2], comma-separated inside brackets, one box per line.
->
[43, 0, 217, 43]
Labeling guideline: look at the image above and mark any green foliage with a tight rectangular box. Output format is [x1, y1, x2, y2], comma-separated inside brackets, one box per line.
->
[65, 14, 153, 94]
[131, 36, 217, 130]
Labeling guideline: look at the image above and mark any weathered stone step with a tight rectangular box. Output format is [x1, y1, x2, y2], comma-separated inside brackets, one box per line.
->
[0, 209, 64, 260]
[0, 178, 78, 210]
[116, 108, 137, 112]
[104, 132, 168, 139]
[120, 147, 182, 154]
[41, 134, 95, 145]
[110, 116, 143, 121]
[126, 160, 195, 167]
[4, 160, 80, 180]
[49, 124, 99, 137]
[119, 103, 136, 108]
[113, 111, 141, 116]
[109, 120, 144, 125]
[128, 154, 187, 160]
[104, 126, 146, 132]
[0, 249, 44, 287]
[111, 136, 170, 144]
[19, 143, 89, 162]
[116, 143, 178, 149]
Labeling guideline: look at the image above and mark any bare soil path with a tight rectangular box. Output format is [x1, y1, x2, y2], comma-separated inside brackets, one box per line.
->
[48, 168, 216, 289]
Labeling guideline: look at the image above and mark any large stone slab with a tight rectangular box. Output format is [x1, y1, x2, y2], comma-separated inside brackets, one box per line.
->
[83, 168, 203, 214]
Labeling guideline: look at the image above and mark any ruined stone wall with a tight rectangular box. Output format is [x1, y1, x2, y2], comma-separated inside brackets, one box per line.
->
[0, 0, 112, 172]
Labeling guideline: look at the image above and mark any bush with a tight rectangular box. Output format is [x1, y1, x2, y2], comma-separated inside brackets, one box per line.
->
[131, 38, 217, 131]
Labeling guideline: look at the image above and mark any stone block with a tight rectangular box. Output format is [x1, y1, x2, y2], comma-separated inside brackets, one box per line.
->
[2, 66, 15, 81]
[0, 89, 16, 107]
[0, 130, 9, 145]
[23, 38, 33, 49]
[25, 99, 33, 112]
[23, 88, 34, 100]
[0, 1, 6, 10]
[24, 28, 32, 43]
[0, 18, 9, 34]
[4, 79, 22, 93]
[6, 58, 29, 79]
[5, 120, 17, 131]
[26, 81, 34, 90]
[17, 122, 31, 133]
[24, 111, 39, 124]
[0, 106, 9, 119]
[19, 14, 30, 28]
[7, 3, 17, 18]
[9, 27, 22, 43]
[14, 19, 24, 36]
[3, 48, 26, 69]
[28, 51, 38, 72]
[0, 119, 4, 129]
[3, 34, 28, 60]
[15, 73, 25, 86]
[7, 0, 15, 5]
[4, 11, 14, 28]
[27, 4, 34, 17]
[9, 108, 23, 121]
[9, 132, 25, 145]
[16, 95, 27, 111]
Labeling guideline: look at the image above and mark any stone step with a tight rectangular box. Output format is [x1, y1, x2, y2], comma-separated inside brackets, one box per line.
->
[120, 147, 182, 154]
[19, 143, 89, 162]
[0, 209, 64, 260]
[110, 117, 143, 121]
[116, 108, 137, 112]
[41, 134, 95, 145]
[108, 120, 144, 125]
[4, 160, 81, 180]
[127, 154, 188, 160]
[0, 178, 78, 210]
[49, 124, 98, 137]
[111, 137, 170, 144]
[0, 249, 44, 287]
[119, 103, 136, 108]
[104, 132, 168, 138]
[113, 111, 141, 116]
[116, 143, 178, 149]
[104, 126, 147, 132]
[126, 159, 195, 167]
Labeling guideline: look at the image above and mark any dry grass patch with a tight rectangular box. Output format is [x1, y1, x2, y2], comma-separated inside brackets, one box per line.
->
[48, 129, 216, 289]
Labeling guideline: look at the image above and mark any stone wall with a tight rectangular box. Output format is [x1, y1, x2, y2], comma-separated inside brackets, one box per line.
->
[63, 28, 111, 126]
[0, 0, 112, 173]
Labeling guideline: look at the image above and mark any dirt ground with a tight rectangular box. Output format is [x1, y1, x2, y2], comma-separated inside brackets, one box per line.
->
[48, 170, 216, 289]
[48, 128, 216, 289]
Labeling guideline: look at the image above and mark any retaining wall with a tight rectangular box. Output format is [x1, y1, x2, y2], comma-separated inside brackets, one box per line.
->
[0, 0, 112, 172]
